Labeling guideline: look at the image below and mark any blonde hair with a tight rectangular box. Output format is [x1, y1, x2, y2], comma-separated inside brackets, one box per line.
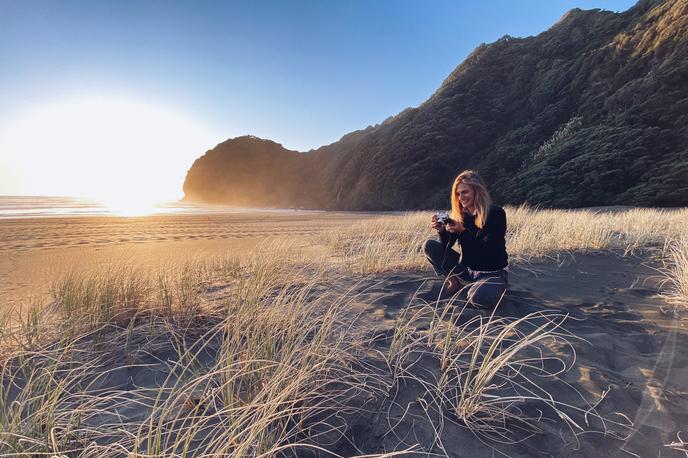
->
[450, 170, 492, 228]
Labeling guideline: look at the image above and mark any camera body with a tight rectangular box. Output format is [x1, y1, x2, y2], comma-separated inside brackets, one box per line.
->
[435, 211, 455, 225]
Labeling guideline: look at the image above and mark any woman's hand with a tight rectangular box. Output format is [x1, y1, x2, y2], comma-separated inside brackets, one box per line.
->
[431, 214, 445, 232]
[446, 220, 465, 234]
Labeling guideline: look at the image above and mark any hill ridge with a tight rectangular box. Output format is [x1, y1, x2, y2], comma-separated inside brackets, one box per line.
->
[183, 0, 688, 209]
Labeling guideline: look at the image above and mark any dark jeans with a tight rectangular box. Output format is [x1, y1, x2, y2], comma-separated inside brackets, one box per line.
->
[423, 239, 508, 308]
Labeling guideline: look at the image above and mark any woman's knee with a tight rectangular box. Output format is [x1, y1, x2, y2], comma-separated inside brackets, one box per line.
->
[423, 239, 442, 256]
[467, 278, 507, 308]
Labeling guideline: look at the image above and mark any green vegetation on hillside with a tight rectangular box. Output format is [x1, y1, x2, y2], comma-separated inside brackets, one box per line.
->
[183, 0, 688, 209]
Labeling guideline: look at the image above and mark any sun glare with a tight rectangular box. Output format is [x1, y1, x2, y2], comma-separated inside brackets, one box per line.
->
[98, 196, 161, 217]
[0, 95, 219, 210]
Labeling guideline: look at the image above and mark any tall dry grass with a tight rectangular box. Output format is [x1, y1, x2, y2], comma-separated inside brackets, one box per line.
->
[507, 206, 687, 259]
[0, 242, 393, 456]
[384, 295, 632, 446]
[429, 304, 578, 441]
[661, 237, 688, 307]
[506, 206, 614, 260]
[319, 212, 429, 275]
[2, 206, 686, 455]
[319, 205, 688, 270]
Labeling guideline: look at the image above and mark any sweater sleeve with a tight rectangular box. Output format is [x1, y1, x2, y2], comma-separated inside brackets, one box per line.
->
[458, 207, 506, 252]
[438, 228, 459, 248]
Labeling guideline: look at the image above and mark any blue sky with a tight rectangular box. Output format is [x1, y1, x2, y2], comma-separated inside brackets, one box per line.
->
[0, 0, 637, 199]
[1, 0, 637, 151]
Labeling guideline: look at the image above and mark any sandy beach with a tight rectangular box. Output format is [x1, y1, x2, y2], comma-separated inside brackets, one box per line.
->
[336, 254, 688, 456]
[3, 0, 687, 454]
[0, 212, 378, 311]
[1, 210, 687, 456]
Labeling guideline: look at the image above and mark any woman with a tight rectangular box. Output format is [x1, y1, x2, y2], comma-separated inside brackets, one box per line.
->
[423, 170, 508, 308]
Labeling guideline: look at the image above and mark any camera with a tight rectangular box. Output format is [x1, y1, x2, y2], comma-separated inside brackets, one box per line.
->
[435, 211, 455, 225]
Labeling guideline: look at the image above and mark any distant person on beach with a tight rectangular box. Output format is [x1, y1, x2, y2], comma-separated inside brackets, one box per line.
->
[423, 170, 508, 307]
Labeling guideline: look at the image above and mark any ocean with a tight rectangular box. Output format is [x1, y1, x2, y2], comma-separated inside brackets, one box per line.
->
[0, 196, 308, 219]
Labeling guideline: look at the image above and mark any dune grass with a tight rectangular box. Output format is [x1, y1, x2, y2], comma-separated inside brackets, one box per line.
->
[430, 305, 594, 443]
[319, 212, 429, 275]
[661, 237, 688, 307]
[320, 206, 688, 271]
[1, 206, 686, 456]
[379, 288, 639, 452]
[1, 249, 389, 456]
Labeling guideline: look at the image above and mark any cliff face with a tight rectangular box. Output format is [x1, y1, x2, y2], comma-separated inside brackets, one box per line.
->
[182, 136, 309, 207]
[184, 0, 688, 209]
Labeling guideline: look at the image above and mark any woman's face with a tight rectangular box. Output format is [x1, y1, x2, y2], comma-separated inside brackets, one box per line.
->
[456, 183, 475, 211]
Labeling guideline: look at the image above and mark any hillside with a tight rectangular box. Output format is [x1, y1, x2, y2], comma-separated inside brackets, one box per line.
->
[183, 0, 688, 209]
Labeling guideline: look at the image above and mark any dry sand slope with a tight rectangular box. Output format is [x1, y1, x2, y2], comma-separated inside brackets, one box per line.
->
[2, 212, 687, 456]
[333, 254, 687, 457]
[15, 253, 683, 457]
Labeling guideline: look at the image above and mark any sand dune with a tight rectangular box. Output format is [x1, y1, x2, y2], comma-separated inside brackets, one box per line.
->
[1, 212, 687, 456]
[272, 253, 682, 456]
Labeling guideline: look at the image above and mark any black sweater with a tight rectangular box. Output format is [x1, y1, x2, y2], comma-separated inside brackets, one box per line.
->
[439, 205, 508, 271]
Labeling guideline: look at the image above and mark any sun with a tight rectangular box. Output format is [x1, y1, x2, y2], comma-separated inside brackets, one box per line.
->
[0, 95, 219, 211]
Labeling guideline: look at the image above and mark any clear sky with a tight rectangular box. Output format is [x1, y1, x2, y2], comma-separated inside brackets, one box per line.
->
[0, 0, 637, 202]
